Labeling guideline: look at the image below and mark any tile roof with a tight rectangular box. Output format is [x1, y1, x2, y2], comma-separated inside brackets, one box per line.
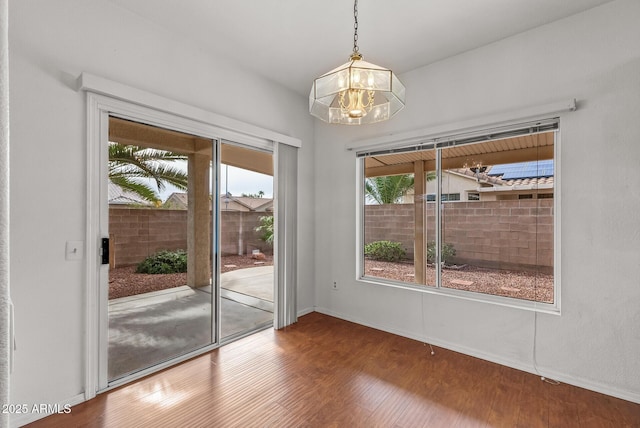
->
[487, 160, 554, 180]
[504, 176, 554, 186]
[452, 160, 554, 189]
[163, 192, 273, 212]
[108, 183, 154, 206]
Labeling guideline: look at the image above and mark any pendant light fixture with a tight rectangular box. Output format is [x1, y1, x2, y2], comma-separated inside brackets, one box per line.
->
[309, 0, 405, 125]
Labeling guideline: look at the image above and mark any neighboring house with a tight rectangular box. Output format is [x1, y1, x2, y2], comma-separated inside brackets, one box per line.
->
[231, 196, 274, 212]
[108, 182, 155, 207]
[162, 192, 189, 209]
[476, 159, 554, 200]
[412, 160, 554, 202]
[163, 192, 273, 212]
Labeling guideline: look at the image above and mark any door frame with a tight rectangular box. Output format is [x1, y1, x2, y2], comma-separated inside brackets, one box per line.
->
[82, 74, 300, 398]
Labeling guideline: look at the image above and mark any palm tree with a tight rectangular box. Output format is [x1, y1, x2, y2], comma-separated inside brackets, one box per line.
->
[109, 143, 188, 204]
[365, 172, 436, 204]
[365, 174, 415, 204]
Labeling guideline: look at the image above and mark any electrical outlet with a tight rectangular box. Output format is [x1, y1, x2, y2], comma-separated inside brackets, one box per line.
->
[332, 281, 338, 290]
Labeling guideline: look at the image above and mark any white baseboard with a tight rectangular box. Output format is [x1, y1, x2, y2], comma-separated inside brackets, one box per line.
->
[297, 306, 315, 317]
[313, 307, 640, 405]
[12, 308, 637, 428]
[10, 393, 85, 428]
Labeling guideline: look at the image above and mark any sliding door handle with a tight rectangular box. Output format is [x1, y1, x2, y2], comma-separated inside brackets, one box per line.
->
[100, 238, 109, 265]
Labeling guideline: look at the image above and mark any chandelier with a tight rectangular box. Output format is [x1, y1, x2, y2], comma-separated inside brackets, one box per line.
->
[309, 0, 405, 125]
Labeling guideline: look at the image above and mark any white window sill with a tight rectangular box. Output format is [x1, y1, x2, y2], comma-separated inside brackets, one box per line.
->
[358, 275, 561, 315]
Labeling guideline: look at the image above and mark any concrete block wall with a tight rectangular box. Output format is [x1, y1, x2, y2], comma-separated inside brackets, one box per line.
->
[109, 208, 188, 268]
[364, 199, 553, 271]
[109, 208, 271, 268]
[364, 204, 416, 258]
[112, 200, 552, 271]
[220, 211, 271, 257]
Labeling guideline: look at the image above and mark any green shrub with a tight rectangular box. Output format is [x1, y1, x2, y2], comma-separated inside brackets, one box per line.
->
[255, 215, 274, 245]
[427, 241, 456, 264]
[136, 250, 187, 274]
[364, 241, 406, 262]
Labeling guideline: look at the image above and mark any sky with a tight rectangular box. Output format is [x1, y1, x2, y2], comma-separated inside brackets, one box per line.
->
[156, 162, 273, 202]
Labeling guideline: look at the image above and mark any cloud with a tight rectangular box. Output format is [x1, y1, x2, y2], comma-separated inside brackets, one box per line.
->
[154, 163, 273, 201]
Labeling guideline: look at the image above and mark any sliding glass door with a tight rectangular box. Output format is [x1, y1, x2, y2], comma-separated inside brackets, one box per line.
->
[101, 118, 279, 384]
[106, 117, 215, 381]
[88, 90, 298, 393]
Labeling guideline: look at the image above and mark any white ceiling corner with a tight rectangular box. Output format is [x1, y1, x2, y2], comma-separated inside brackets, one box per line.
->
[107, 0, 615, 96]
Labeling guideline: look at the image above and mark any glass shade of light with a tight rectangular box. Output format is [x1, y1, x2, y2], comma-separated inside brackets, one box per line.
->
[309, 57, 405, 125]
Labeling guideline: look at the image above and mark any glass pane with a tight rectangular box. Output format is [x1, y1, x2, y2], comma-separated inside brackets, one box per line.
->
[363, 172, 416, 283]
[422, 168, 437, 287]
[362, 157, 436, 287]
[314, 66, 350, 98]
[439, 133, 555, 303]
[107, 119, 214, 381]
[219, 142, 274, 340]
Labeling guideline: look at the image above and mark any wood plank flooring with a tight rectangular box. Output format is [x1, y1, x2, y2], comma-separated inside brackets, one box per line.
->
[27, 312, 640, 427]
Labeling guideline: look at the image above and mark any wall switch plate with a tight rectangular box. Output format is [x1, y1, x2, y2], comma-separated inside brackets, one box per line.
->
[66, 241, 84, 261]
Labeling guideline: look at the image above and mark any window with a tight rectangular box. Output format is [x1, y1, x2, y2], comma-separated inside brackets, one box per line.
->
[360, 119, 557, 308]
[426, 193, 460, 202]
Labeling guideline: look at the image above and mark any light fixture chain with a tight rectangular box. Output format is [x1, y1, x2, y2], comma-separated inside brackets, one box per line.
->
[353, 0, 359, 55]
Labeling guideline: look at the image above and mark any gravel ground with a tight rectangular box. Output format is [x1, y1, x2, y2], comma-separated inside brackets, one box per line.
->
[364, 260, 553, 303]
[110, 255, 552, 304]
[109, 254, 273, 300]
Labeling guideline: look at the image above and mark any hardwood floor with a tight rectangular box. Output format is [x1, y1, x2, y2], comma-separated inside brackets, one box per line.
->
[27, 312, 639, 427]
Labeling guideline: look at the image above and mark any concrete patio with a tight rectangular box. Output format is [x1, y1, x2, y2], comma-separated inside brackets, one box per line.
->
[108, 266, 274, 380]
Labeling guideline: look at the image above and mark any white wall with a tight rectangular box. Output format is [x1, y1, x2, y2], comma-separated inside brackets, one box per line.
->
[314, 0, 640, 403]
[8, 0, 315, 421]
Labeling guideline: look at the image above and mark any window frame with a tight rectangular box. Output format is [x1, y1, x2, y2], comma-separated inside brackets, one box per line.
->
[356, 119, 561, 314]
[426, 193, 461, 202]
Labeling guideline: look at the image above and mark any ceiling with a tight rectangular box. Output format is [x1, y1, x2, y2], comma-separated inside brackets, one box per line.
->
[365, 131, 554, 177]
[109, 117, 274, 175]
[107, 0, 613, 96]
